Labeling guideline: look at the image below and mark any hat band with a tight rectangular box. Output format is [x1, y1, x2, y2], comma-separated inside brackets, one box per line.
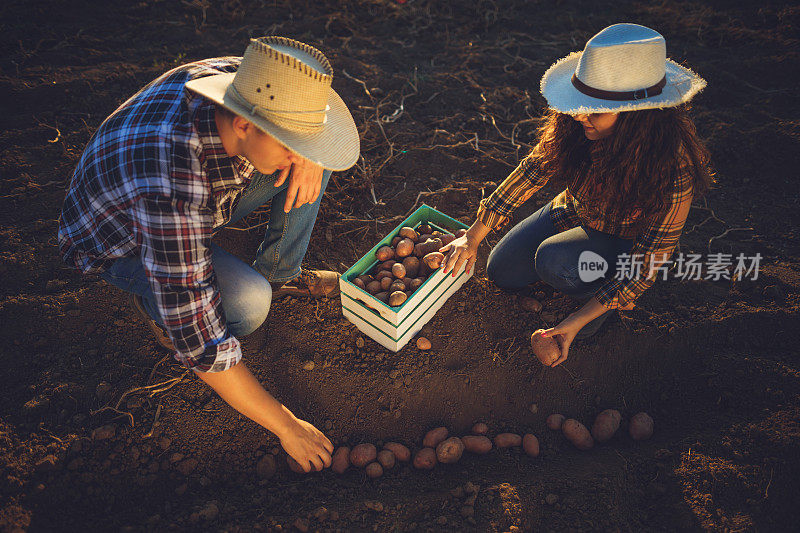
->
[571, 74, 667, 102]
[227, 84, 328, 133]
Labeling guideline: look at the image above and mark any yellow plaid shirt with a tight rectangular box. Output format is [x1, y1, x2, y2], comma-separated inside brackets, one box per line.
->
[477, 154, 695, 310]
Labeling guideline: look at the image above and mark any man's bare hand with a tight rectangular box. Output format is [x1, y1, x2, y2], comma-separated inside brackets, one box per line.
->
[274, 154, 324, 213]
[278, 417, 334, 473]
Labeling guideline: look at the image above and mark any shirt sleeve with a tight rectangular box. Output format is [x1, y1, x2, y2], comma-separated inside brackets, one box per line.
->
[594, 171, 695, 310]
[130, 191, 242, 373]
[477, 154, 550, 230]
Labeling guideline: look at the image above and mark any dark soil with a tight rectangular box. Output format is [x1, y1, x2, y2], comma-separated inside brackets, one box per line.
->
[2, 0, 799, 531]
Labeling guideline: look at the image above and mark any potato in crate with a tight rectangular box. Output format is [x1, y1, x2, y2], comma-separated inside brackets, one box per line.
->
[339, 205, 473, 351]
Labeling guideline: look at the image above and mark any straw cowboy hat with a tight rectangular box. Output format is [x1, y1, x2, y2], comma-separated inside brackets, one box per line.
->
[540, 23, 706, 115]
[187, 36, 360, 171]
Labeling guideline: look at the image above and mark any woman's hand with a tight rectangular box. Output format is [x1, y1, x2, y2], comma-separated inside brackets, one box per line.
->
[441, 234, 479, 276]
[540, 313, 586, 366]
[274, 154, 324, 213]
[441, 220, 491, 276]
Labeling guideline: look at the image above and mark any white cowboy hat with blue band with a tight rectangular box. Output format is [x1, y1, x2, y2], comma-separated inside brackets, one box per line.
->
[187, 36, 360, 171]
[540, 23, 707, 115]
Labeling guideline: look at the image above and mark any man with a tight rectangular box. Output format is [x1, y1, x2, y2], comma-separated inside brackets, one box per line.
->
[58, 37, 360, 472]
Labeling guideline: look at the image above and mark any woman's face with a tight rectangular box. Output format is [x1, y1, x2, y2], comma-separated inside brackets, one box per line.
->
[573, 112, 619, 140]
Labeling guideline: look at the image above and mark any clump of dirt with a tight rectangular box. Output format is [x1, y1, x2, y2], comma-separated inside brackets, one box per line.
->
[1, 0, 799, 531]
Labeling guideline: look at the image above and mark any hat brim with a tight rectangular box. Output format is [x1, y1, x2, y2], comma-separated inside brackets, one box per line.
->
[186, 73, 360, 171]
[540, 51, 707, 115]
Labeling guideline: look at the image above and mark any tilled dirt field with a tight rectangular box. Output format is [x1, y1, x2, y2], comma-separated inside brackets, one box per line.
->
[1, 0, 799, 531]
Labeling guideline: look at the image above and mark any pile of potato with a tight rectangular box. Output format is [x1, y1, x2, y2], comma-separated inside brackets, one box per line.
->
[547, 410, 654, 450]
[351, 224, 467, 307]
[287, 411, 654, 477]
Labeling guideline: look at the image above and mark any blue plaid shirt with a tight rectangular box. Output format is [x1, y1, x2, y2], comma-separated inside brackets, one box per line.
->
[58, 57, 256, 372]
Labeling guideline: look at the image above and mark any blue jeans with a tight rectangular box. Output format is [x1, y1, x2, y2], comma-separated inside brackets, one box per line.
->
[100, 169, 332, 335]
[486, 202, 633, 298]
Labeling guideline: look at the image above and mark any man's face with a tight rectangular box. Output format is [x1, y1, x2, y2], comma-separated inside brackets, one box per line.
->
[239, 126, 294, 175]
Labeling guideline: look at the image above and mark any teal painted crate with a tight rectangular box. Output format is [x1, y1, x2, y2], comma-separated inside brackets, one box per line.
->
[339, 204, 473, 351]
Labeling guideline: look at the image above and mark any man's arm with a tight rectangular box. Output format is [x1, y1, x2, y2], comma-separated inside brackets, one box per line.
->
[196, 361, 333, 472]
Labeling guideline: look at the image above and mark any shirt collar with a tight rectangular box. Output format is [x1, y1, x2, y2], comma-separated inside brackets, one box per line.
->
[195, 99, 255, 192]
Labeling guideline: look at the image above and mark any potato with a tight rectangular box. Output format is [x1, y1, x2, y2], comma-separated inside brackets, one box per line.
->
[431, 230, 443, 237]
[435, 437, 464, 464]
[350, 443, 377, 468]
[414, 238, 443, 257]
[418, 223, 433, 235]
[418, 262, 431, 278]
[331, 447, 350, 474]
[380, 276, 393, 291]
[413, 447, 437, 470]
[562, 419, 594, 450]
[423, 252, 445, 270]
[391, 236, 402, 247]
[546, 414, 565, 431]
[399, 226, 418, 241]
[520, 297, 542, 313]
[416, 336, 431, 350]
[462, 435, 492, 454]
[366, 280, 382, 294]
[353, 277, 366, 290]
[471, 422, 489, 435]
[409, 278, 424, 291]
[423, 427, 449, 448]
[455, 228, 467, 238]
[401, 277, 414, 288]
[383, 442, 411, 462]
[494, 433, 522, 448]
[396, 238, 415, 258]
[365, 462, 383, 479]
[376, 246, 394, 261]
[402, 256, 420, 278]
[375, 292, 389, 303]
[628, 412, 654, 441]
[389, 291, 407, 307]
[375, 270, 394, 281]
[287, 456, 307, 473]
[522, 434, 540, 457]
[389, 280, 406, 293]
[440, 233, 455, 246]
[417, 233, 432, 243]
[379, 260, 395, 271]
[392, 263, 406, 279]
[357, 274, 373, 285]
[591, 409, 622, 443]
[531, 329, 560, 366]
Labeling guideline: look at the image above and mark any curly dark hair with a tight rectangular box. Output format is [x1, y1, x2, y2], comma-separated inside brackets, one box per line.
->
[531, 105, 714, 230]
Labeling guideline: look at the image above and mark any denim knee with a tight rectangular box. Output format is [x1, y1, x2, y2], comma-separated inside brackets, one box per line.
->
[534, 242, 585, 295]
[225, 276, 272, 337]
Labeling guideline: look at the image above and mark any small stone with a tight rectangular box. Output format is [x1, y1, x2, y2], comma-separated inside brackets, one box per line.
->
[302, 360, 315, 371]
[528, 403, 538, 414]
[169, 452, 184, 464]
[256, 455, 276, 479]
[356, 337, 365, 348]
[520, 297, 542, 313]
[198, 501, 219, 521]
[436, 516, 447, 525]
[293, 517, 309, 532]
[545, 493, 559, 505]
[312, 506, 330, 521]
[158, 436, 172, 451]
[92, 424, 116, 441]
[177, 458, 198, 476]
[416, 337, 432, 350]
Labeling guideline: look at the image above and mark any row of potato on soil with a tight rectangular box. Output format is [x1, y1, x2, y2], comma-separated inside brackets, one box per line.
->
[351, 224, 467, 307]
[286, 410, 653, 477]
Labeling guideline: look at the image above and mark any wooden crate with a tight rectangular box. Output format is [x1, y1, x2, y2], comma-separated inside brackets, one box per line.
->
[339, 205, 473, 351]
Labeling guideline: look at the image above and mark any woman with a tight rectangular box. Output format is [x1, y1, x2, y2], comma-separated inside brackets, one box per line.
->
[442, 23, 713, 366]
